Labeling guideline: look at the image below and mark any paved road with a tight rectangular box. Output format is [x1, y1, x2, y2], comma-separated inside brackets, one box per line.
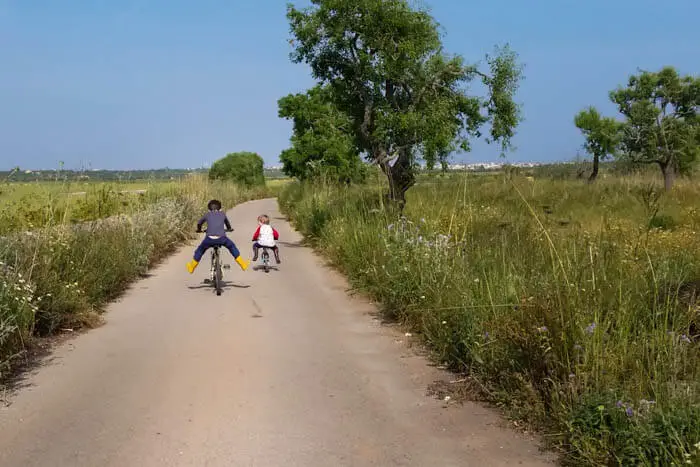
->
[0, 199, 555, 466]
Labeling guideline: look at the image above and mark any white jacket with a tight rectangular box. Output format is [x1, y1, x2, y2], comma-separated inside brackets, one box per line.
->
[256, 224, 276, 247]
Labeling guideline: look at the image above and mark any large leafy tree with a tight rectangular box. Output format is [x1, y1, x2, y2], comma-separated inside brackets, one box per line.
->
[286, 0, 522, 206]
[610, 67, 700, 191]
[574, 107, 622, 182]
[278, 85, 366, 183]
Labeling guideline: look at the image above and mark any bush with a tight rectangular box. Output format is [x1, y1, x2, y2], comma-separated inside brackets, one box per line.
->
[209, 152, 265, 187]
[279, 176, 700, 465]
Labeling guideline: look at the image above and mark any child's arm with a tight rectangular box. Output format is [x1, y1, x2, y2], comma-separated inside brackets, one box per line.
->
[196, 214, 207, 232]
[272, 227, 280, 240]
[252, 226, 261, 241]
[224, 217, 233, 231]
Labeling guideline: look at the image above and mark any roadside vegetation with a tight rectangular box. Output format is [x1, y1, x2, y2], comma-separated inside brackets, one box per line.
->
[276, 0, 699, 464]
[280, 173, 700, 465]
[0, 171, 280, 386]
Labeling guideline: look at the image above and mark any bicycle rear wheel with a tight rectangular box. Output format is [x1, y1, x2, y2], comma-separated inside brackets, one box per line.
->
[214, 250, 223, 296]
[262, 250, 270, 273]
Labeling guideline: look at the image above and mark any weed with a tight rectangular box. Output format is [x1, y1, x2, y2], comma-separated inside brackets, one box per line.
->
[280, 174, 700, 465]
[0, 176, 272, 380]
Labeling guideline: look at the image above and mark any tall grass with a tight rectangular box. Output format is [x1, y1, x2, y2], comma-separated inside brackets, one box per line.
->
[0, 176, 270, 381]
[279, 175, 700, 465]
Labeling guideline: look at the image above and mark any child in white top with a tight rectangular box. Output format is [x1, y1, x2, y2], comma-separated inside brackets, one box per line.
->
[252, 214, 280, 264]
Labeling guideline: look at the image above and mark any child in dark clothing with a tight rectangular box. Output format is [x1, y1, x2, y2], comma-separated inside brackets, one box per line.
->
[186, 199, 249, 273]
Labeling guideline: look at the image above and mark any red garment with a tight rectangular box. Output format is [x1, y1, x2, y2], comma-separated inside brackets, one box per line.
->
[252, 225, 279, 241]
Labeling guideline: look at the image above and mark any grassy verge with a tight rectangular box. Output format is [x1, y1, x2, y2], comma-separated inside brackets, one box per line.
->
[0, 177, 271, 382]
[279, 175, 700, 466]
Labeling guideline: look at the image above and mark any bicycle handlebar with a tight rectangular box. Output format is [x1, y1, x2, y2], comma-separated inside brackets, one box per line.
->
[196, 229, 234, 233]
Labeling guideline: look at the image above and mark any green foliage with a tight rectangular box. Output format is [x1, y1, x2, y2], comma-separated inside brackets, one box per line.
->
[280, 175, 700, 465]
[0, 178, 268, 383]
[574, 107, 622, 182]
[285, 0, 523, 202]
[610, 67, 700, 190]
[278, 85, 367, 183]
[209, 152, 265, 187]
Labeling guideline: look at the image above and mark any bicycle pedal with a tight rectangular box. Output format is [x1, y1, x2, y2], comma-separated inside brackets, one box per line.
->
[223, 264, 231, 269]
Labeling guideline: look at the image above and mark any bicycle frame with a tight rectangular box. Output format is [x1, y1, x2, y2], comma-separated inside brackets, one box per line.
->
[260, 248, 270, 273]
[210, 246, 223, 295]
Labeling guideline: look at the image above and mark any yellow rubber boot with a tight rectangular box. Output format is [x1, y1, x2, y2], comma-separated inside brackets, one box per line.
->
[235, 256, 250, 271]
[186, 259, 199, 274]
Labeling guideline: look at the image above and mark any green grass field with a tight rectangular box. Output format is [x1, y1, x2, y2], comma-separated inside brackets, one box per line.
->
[0, 177, 291, 236]
[280, 173, 700, 465]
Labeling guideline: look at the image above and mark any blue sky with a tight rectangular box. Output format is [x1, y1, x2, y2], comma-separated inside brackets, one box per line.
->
[0, 0, 698, 170]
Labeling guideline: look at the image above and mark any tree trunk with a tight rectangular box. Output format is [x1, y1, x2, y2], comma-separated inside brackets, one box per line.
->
[379, 147, 415, 211]
[588, 155, 599, 183]
[659, 160, 677, 192]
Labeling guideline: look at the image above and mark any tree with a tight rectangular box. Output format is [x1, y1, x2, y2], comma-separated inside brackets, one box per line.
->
[278, 85, 367, 183]
[574, 107, 621, 182]
[609, 67, 700, 191]
[209, 152, 265, 187]
[286, 0, 522, 207]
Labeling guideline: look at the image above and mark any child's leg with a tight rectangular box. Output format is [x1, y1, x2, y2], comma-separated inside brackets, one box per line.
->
[252, 242, 260, 261]
[273, 245, 280, 264]
[187, 237, 213, 273]
[222, 237, 241, 259]
[223, 237, 248, 271]
[193, 238, 213, 262]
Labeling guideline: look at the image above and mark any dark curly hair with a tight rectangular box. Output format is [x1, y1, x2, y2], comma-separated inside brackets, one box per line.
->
[207, 199, 222, 211]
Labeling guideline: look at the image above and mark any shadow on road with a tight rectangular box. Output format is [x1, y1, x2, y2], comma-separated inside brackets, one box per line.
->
[278, 241, 304, 249]
[187, 281, 250, 291]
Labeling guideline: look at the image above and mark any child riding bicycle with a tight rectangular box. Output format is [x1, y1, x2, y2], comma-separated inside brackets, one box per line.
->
[252, 214, 280, 264]
[186, 199, 249, 273]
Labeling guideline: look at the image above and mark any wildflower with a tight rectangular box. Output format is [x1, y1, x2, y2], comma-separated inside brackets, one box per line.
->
[625, 407, 634, 417]
[420, 218, 426, 223]
[387, 224, 394, 231]
[483, 331, 490, 339]
[616, 400, 624, 408]
[536, 326, 548, 333]
[639, 399, 656, 408]
[442, 321, 447, 325]
[681, 335, 692, 344]
[585, 322, 597, 335]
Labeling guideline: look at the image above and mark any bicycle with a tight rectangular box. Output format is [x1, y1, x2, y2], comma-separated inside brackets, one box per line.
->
[199, 229, 233, 296]
[260, 247, 271, 273]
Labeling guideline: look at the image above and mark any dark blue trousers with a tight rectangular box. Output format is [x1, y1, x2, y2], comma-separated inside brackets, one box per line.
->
[194, 236, 240, 262]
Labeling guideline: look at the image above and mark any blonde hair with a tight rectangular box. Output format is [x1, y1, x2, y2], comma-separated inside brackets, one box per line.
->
[257, 214, 270, 225]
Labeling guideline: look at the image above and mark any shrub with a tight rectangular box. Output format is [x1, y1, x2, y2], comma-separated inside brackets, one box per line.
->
[209, 152, 265, 187]
[279, 175, 700, 465]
